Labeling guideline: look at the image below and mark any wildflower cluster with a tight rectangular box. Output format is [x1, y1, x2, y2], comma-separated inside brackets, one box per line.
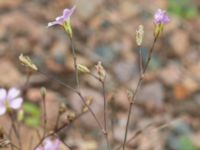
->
[0, 4, 170, 150]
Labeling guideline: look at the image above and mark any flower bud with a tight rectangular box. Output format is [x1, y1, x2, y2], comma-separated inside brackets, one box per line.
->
[19, 54, 38, 71]
[77, 64, 90, 73]
[95, 61, 106, 81]
[136, 25, 144, 46]
[59, 103, 67, 114]
[127, 90, 133, 102]
[40, 87, 47, 99]
[82, 96, 93, 113]
[17, 109, 24, 122]
[67, 112, 76, 122]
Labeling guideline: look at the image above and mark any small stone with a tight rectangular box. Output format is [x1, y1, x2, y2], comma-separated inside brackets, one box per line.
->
[94, 44, 119, 65]
[26, 88, 42, 102]
[159, 62, 181, 86]
[120, 1, 139, 19]
[170, 29, 190, 56]
[45, 58, 65, 73]
[0, 0, 22, 9]
[77, 0, 103, 20]
[189, 61, 200, 79]
[50, 39, 68, 64]
[0, 60, 22, 87]
[137, 81, 165, 112]
[114, 88, 129, 110]
[173, 76, 198, 101]
[113, 60, 139, 83]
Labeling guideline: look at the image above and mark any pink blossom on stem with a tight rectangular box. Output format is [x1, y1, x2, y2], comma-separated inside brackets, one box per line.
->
[35, 138, 60, 150]
[154, 9, 170, 25]
[0, 88, 23, 116]
[48, 6, 76, 27]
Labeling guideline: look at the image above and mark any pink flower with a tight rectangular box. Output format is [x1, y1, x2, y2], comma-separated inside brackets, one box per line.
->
[48, 6, 76, 27]
[0, 88, 23, 116]
[35, 138, 60, 150]
[154, 9, 170, 24]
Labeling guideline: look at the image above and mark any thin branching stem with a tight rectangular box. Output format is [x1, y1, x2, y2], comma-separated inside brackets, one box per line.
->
[24, 72, 31, 89]
[138, 46, 143, 76]
[38, 69, 104, 130]
[8, 113, 22, 150]
[122, 34, 159, 150]
[38, 69, 77, 93]
[88, 72, 112, 150]
[4, 130, 19, 150]
[55, 113, 61, 130]
[70, 37, 80, 90]
[68, 36, 104, 131]
[102, 80, 107, 130]
[33, 113, 84, 150]
[42, 93, 47, 137]
[78, 92, 104, 130]
[101, 79, 112, 150]
[59, 139, 73, 150]
[8, 125, 14, 150]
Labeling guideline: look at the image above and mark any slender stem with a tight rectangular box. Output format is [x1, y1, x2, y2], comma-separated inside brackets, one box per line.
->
[138, 46, 143, 76]
[42, 93, 47, 137]
[24, 72, 31, 89]
[69, 37, 104, 131]
[38, 69, 77, 93]
[38, 69, 103, 131]
[101, 79, 112, 150]
[122, 34, 159, 150]
[8, 113, 22, 150]
[70, 37, 80, 89]
[102, 80, 107, 130]
[78, 92, 104, 130]
[36, 129, 41, 141]
[115, 130, 142, 150]
[33, 113, 84, 150]
[8, 125, 14, 150]
[60, 139, 73, 150]
[88, 72, 112, 150]
[55, 113, 61, 130]
[36, 35, 105, 149]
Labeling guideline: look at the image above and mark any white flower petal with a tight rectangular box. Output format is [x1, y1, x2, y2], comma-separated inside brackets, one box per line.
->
[35, 148, 43, 150]
[48, 21, 60, 27]
[10, 98, 23, 109]
[7, 88, 20, 100]
[44, 139, 54, 149]
[0, 104, 6, 116]
[0, 88, 7, 102]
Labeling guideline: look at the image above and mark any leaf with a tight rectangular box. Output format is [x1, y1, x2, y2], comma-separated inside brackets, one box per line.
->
[23, 102, 40, 117]
[22, 102, 41, 127]
[24, 117, 40, 127]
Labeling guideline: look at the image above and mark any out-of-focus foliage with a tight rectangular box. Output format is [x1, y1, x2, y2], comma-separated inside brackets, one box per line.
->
[179, 136, 198, 150]
[23, 102, 41, 127]
[168, 0, 198, 19]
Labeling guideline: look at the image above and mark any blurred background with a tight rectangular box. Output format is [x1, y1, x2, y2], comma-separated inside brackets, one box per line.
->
[0, 0, 200, 149]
